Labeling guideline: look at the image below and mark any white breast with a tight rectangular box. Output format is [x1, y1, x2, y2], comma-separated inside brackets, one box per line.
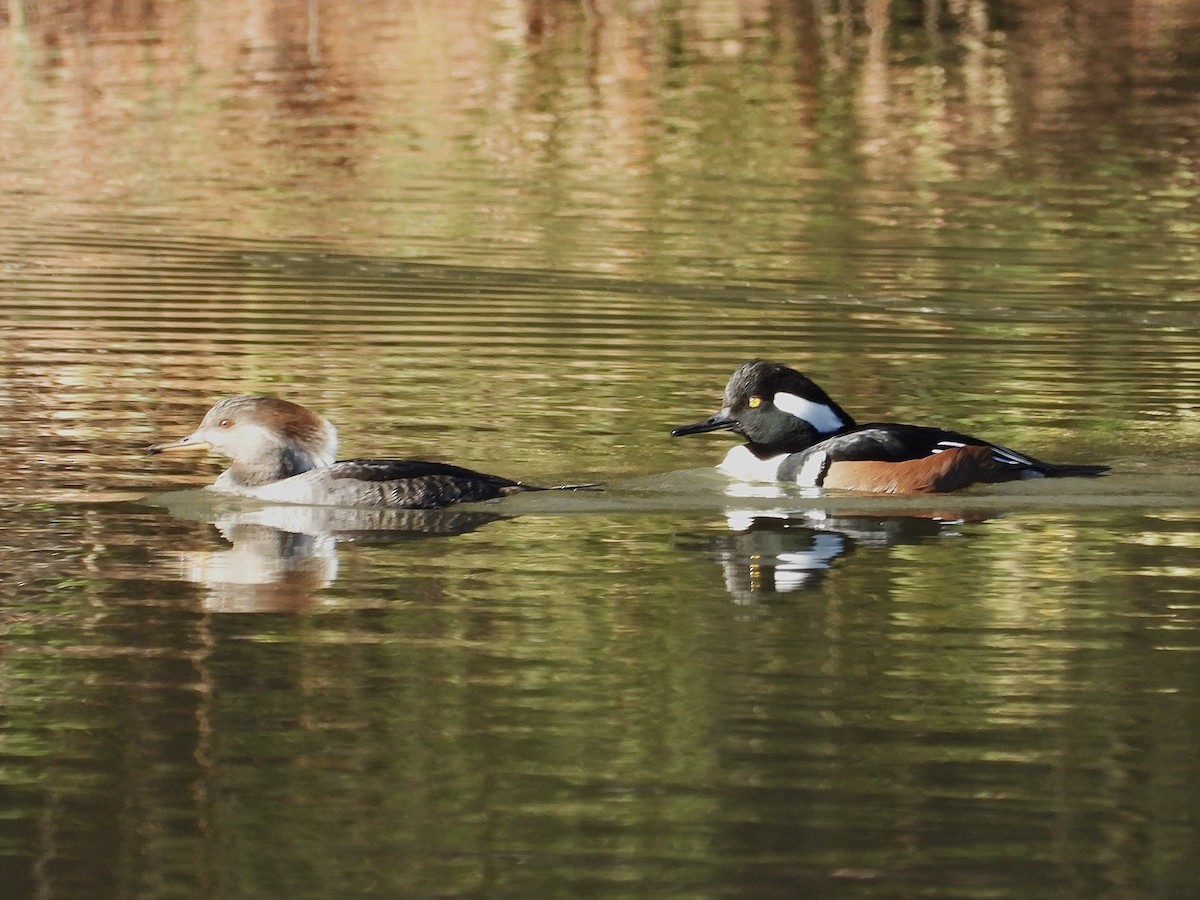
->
[718, 446, 787, 481]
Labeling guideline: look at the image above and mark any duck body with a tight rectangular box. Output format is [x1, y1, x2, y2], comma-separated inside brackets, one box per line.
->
[673, 360, 1109, 494]
[150, 396, 550, 509]
[210, 458, 532, 508]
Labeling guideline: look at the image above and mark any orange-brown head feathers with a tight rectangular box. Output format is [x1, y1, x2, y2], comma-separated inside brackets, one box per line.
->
[149, 395, 338, 486]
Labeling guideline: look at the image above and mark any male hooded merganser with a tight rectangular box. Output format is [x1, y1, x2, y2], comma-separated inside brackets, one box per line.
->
[150, 395, 576, 509]
[672, 360, 1109, 493]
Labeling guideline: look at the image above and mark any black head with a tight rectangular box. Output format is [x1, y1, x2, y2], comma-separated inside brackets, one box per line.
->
[671, 360, 856, 456]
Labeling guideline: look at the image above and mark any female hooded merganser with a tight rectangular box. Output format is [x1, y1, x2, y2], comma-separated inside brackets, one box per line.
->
[150, 395, 574, 509]
[672, 360, 1109, 493]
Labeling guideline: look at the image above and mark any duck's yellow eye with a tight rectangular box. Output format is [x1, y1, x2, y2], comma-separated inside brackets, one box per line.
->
[748, 396, 762, 409]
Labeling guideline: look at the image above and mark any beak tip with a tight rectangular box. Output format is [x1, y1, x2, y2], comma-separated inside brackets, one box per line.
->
[146, 436, 212, 456]
[672, 413, 736, 437]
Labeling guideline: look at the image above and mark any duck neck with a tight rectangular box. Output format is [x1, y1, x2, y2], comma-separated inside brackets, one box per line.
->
[743, 416, 853, 459]
[224, 443, 324, 487]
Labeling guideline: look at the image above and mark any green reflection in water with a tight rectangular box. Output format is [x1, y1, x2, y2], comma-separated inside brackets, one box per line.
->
[3, 505, 1200, 895]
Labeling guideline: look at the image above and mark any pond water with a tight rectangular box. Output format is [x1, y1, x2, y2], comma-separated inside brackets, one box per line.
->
[2, 1, 1200, 897]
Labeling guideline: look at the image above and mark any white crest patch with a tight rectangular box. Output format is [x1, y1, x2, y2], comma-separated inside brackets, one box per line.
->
[772, 391, 846, 434]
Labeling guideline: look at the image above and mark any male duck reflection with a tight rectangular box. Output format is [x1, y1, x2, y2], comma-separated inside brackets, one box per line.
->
[150, 396, 590, 509]
[672, 360, 1109, 493]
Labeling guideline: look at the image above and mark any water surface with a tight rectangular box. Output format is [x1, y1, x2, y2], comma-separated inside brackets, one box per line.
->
[2, 2, 1200, 897]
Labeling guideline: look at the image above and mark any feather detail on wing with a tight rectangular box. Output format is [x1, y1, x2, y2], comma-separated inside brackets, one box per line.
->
[329, 458, 524, 487]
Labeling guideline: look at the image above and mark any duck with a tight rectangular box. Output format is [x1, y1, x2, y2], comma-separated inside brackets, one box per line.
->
[672, 360, 1109, 493]
[149, 395, 584, 509]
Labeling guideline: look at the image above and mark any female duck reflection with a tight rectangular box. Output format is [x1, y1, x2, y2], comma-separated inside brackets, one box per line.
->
[169, 511, 507, 614]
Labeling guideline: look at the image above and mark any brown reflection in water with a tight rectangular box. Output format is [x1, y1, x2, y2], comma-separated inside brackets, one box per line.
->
[2, 0, 1198, 230]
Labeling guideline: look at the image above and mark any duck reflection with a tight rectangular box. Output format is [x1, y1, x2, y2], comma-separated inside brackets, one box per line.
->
[156, 496, 506, 613]
[183, 521, 338, 614]
[703, 508, 980, 604]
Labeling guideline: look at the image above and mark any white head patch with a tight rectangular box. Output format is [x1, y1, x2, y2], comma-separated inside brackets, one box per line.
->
[772, 391, 847, 434]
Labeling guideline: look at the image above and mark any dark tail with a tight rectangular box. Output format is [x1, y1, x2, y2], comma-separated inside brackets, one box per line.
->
[1038, 462, 1109, 478]
[504, 482, 604, 495]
